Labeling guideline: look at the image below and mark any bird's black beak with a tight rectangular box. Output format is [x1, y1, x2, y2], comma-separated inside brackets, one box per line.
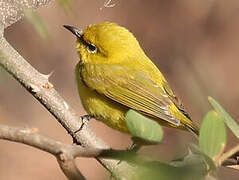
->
[63, 25, 83, 39]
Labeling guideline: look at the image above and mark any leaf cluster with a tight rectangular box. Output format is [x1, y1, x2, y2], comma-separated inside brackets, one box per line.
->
[123, 97, 239, 180]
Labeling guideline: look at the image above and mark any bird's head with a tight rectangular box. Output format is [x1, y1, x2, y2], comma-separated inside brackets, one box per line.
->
[64, 22, 144, 64]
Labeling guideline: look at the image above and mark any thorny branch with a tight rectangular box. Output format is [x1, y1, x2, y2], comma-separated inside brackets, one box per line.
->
[0, 125, 144, 179]
[0, 124, 151, 162]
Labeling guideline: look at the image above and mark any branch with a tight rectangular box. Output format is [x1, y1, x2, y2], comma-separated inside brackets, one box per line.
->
[0, 125, 88, 180]
[1, 124, 214, 180]
[0, 34, 134, 178]
[218, 144, 239, 169]
[0, 125, 103, 157]
[0, 0, 53, 28]
[0, 125, 141, 179]
[0, 124, 145, 159]
[0, 125, 138, 179]
[0, 1, 135, 179]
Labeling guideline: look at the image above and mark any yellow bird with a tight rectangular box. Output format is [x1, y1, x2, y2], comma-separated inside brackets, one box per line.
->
[64, 22, 199, 137]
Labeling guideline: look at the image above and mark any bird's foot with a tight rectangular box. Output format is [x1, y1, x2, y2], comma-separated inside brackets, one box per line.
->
[74, 115, 93, 133]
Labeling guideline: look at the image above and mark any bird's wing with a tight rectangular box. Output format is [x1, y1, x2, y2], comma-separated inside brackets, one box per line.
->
[162, 81, 191, 120]
[80, 64, 181, 126]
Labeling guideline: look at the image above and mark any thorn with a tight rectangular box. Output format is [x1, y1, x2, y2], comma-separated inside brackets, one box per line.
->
[42, 82, 53, 89]
[42, 71, 54, 80]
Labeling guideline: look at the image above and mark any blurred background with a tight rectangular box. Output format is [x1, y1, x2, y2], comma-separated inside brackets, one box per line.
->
[1, 0, 239, 179]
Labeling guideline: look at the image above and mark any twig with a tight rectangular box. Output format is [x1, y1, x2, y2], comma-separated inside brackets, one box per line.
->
[0, 124, 150, 161]
[218, 144, 239, 166]
[0, 125, 137, 179]
[0, 125, 104, 157]
[0, 125, 88, 180]
[0, 125, 140, 179]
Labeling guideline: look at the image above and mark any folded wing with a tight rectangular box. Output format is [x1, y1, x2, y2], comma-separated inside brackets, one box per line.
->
[80, 64, 181, 126]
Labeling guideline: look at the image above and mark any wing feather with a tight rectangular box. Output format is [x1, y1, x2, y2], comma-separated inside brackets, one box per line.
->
[162, 80, 191, 120]
[81, 64, 181, 126]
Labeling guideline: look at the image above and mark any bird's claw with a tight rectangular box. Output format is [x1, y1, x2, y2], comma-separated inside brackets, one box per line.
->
[74, 115, 92, 133]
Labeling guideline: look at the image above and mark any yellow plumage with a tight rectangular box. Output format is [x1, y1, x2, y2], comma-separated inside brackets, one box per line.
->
[65, 22, 198, 135]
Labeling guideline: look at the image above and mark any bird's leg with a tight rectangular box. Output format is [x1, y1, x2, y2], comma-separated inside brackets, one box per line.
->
[129, 137, 144, 152]
[128, 142, 142, 152]
[129, 137, 158, 152]
[74, 115, 93, 133]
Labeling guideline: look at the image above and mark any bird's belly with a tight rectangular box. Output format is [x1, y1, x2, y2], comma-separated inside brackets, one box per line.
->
[77, 80, 130, 133]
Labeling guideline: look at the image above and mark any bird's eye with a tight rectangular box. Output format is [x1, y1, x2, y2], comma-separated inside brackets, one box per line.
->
[87, 43, 97, 53]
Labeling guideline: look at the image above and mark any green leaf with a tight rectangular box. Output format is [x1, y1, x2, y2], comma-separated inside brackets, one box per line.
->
[24, 10, 49, 40]
[208, 96, 239, 139]
[199, 110, 226, 159]
[188, 143, 217, 171]
[125, 110, 163, 143]
[133, 158, 206, 180]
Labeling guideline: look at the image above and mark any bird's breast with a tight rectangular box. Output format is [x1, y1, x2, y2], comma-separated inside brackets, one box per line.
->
[76, 64, 130, 133]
